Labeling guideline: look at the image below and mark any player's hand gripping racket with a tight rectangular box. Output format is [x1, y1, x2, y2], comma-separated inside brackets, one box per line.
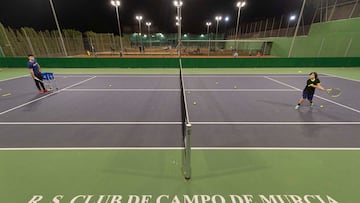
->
[326, 88, 341, 98]
[34, 77, 44, 84]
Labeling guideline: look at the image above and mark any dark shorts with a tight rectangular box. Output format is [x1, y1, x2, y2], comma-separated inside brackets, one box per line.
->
[302, 93, 314, 100]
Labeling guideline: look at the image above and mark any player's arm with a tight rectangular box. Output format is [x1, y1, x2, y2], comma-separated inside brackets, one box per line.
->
[315, 84, 325, 91]
[29, 69, 40, 81]
[308, 82, 325, 91]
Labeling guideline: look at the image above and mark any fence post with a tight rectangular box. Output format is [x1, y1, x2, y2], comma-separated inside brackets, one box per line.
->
[270, 17, 276, 37]
[329, 0, 338, 21]
[1, 26, 16, 56]
[40, 32, 50, 57]
[277, 15, 284, 37]
[264, 18, 269, 37]
[317, 38, 325, 57]
[349, 0, 358, 18]
[22, 28, 36, 55]
[344, 38, 353, 57]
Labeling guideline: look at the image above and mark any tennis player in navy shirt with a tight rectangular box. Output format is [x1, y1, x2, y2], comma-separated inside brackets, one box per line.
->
[27, 55, 47, 94]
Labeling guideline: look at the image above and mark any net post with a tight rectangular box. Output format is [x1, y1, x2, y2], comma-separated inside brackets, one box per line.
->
[184, 123, 192, 180]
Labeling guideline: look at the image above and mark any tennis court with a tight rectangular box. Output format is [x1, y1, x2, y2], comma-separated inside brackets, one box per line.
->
[0, 68, 359, 202]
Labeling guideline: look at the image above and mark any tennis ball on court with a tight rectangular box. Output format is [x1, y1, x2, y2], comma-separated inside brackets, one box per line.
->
[234, 86, 238, 89]
[298, 70, 302, 73]
[193, 101, 197, 105]
[320, 105, 324, 108]
[215, 82, 219, 85]
[109, 85, 112, 87]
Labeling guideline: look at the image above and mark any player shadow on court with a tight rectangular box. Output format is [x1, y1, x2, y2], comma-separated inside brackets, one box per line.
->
[21, 91, 59, 112]
[256, 99, 295, 108]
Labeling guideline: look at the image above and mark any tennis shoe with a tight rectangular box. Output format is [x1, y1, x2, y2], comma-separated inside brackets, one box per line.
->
[295, 105, 300, 110]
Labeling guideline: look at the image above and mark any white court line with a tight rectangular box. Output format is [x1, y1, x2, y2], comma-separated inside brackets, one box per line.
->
[0, 122, 181, 125]
[64, 89, 298, 92]
[0, 147, 359, 151]
[264, 76, 360, 114]
[0, 121, 359, 125]
[0, 75, 28, 82]
[0, 76, 96, 116]
[322, 73, 360, 83]
[58, 75, 331, 78]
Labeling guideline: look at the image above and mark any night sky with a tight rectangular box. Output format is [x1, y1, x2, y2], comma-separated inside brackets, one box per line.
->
[0, 0, 315, 34]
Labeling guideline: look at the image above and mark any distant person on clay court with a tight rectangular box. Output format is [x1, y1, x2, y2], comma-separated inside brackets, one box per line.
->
[27, 55, 48, 94]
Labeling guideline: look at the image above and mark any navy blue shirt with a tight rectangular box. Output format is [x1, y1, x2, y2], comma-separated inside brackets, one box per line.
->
[27, 60, 41, 75]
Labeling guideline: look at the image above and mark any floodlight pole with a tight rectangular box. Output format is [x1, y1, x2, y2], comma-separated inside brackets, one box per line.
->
[206, 22, 212, 56]
[174, 1, 183, 58]
[136, 16, 143, 53]
[235, 2, 246, 50]
[215, 16, 222, 50]
[288, 0, 306, 57]
[111, 0, 124, 56]
[49, 0, 68, 56]
[146, 22, 152, 48]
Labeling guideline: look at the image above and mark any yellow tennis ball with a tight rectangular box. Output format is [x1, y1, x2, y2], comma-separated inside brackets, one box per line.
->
[298, 71, 302, 73]
[320, 105, 324, 108]
[193, 101, 197, 105]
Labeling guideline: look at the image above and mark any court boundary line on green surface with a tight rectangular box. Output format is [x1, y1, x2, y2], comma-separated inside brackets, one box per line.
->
[0, 76, 96, 116]
[0, 121, 359, 125]
[0, 75, 27, 82]
[264, 76, 360, 113]
[0, 147, 359, 151]
[323, 73, 360, 82]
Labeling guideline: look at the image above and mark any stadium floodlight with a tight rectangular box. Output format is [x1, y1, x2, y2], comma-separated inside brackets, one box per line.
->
[173, 0, 183, 7]
[136, 15, 143, 52]
[110, 0, 120, 6]
[237, 1, 246, 8]
[146, 22, 152, 47]
[286, 15, 297, 36]
[110, 0, 124, 55]
[225, 16, 230, 22]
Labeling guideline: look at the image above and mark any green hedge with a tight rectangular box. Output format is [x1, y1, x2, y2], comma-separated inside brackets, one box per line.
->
[1, 57, 360, 68]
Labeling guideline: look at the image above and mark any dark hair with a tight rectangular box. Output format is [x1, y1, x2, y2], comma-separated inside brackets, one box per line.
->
[309, 72, 318, 79]
[28, 54, 34, 57]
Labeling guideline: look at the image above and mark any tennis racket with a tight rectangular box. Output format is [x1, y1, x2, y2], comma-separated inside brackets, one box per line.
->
[326, 88, 341, 98]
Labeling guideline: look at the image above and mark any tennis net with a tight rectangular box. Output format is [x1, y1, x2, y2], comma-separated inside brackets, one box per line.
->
[179, 58, 192, 180]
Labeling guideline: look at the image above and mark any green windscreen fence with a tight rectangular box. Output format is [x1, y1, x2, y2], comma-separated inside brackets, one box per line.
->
[270, 18, 360, 57]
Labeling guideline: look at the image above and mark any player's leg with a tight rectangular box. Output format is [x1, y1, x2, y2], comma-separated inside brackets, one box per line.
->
[34, 78, 42, 93]
[36, 73, 47, 92]
[295, 93, 306, 109]
[308, 94, 315, 108]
